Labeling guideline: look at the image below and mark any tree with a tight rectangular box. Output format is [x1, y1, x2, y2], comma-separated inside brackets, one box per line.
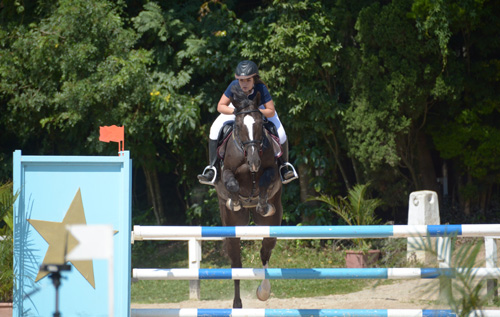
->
[343, 0, 444, 212]
[0, 0, 151, 154]
[412, 0, 500, 215]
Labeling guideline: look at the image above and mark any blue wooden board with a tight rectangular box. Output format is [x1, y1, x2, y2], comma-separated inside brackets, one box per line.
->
[13, 150, 132, 317]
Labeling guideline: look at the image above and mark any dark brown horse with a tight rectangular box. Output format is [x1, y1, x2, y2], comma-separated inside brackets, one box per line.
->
[214, 84, 282, 308]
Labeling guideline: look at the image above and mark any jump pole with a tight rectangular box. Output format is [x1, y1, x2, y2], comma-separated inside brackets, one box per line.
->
[132, 267, 500, 281]
[133, 224, 500, 240]
[130, 308, 500, 317]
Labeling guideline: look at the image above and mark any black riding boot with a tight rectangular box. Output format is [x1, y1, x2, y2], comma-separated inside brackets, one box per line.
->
[278, 140, 298, 184]
[198, 139, 219, 185]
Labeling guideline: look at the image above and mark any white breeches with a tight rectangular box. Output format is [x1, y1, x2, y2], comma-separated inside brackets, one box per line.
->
[209, 104, 287, 144]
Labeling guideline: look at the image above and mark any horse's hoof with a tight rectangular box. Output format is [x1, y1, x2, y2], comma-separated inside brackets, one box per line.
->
[233, 298, 242, 308]
[233, 202, 241, 211]
[256, 279, 271, 301]
[226, 199, 241, 212]
[257, 203, 275, 217]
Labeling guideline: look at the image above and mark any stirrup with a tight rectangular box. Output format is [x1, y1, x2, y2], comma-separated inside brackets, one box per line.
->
[198, 166, 217, 185]
[279, 162, 298, 184]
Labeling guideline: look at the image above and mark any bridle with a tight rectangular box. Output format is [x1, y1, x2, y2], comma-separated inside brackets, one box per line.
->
[233, 107, 265, 202]
[233, 108, 265, 157]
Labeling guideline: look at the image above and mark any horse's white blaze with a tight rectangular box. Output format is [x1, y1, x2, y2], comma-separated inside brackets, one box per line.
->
[244, 115, 258, 161]
[244, 115, 255, 141]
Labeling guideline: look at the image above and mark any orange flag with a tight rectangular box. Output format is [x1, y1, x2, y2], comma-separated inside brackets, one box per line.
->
[99, 125, 124, 154]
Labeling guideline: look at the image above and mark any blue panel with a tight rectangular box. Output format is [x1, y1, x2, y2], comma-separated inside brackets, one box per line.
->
[201, 226, 236, 237]
[422, 309, 456, 317]
[421, 268, 440, 278]
[13, 151, 132, 317]
[421, 268, 455, 279]
[269, 225, 394, 238]
[265, 268, 389, 279]
[428, 225, 462, 236]
[199, 268, 232, 279]
[198, 309, 232, 317]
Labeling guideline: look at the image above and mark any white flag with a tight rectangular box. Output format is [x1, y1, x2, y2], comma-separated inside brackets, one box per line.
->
[66, 224, 113, 260]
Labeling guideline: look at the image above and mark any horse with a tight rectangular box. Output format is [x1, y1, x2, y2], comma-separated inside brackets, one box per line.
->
[213, 84, 283, 308]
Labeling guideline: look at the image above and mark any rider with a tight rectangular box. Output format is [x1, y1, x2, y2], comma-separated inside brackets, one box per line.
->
[198, 60, 298, 185]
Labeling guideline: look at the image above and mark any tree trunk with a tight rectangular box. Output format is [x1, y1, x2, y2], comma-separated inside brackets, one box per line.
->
[298, 164, 320, 224]
[298, 164, 310, 203]
[323, 133, 350, 189]
[464, 172, 471, 216]
[143, 166, 166, 224]
[416, 132, 439, 193]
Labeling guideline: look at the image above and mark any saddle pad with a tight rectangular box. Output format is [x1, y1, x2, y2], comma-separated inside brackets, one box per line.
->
[217, 133, 232, 159]
[267, 131, 283, 158]
[217, 131, 283, 159]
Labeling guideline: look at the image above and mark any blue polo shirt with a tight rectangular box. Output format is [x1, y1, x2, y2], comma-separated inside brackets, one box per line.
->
[224, 80, 273, 105]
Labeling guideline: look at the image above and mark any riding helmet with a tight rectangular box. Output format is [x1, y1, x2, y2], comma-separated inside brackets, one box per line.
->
[235, 60, 259, 79]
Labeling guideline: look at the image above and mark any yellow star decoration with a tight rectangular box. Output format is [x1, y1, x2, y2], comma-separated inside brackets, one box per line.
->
[28, 188, 95, 288]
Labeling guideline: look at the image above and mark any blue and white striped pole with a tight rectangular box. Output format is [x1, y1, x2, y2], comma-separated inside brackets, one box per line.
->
[133, 268, 500, 281]
[133, 225, 500, 240]
[130, 308, 500, 317]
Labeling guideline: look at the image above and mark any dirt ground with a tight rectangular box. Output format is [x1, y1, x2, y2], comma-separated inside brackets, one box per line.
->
[131, 279, 445, 310]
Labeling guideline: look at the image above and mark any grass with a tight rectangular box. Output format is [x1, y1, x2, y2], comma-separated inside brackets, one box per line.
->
[131, 238, 408, 304]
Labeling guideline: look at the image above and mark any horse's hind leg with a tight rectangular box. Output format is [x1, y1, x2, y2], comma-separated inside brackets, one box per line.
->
[225, 237, 243, 308]
[256, 237, 277, 301]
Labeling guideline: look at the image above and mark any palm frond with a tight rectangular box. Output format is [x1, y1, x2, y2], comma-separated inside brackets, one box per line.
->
[0, 181, 17, 230]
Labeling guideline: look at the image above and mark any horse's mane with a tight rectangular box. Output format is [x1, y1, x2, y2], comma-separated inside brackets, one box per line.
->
[230, 84, 260, 111]
[231, 84, 248, 103]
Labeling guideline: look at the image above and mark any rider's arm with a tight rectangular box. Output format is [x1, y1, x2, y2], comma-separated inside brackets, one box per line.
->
[217, 94, 235, 115]
[259, 100, 276, 118]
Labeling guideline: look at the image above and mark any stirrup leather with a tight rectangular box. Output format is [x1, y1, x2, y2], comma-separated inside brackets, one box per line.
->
[280, 162, 298, 184]
[199, 166, 217, 185]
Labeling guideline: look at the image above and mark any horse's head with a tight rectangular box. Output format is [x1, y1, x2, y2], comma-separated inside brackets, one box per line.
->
[230, 84, 264, 173]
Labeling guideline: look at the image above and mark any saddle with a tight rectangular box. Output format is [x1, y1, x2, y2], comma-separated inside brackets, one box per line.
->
[216, 121, 283, 160]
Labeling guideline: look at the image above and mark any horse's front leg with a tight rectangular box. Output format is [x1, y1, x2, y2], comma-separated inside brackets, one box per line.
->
[256, 237, 277, 301]
[222, 169, 241, 211]
[256, 167, 276, 217]
[224, 237, 243, 308]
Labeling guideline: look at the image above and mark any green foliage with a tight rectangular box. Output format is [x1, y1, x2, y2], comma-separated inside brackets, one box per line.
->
[185, 187, 221, 226]
[0, 230, 13, 302]
[1, 0, 500, 225]
[0, 182, 17, 302]
[310, 183, 382, 249]
[311, 183, 382, 227]
[0, 182, 17, 231]
[421, 0, 500, 198]
[345, 0, 438, 172]
[415, 237, 496, 315]
[1, 0, 152, 155]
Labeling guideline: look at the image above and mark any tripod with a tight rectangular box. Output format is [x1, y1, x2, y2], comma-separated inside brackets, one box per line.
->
[40, 264, 71, 317]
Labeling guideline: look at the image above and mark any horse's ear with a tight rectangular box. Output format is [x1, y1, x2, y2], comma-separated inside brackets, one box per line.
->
[254, 92, 261, 108]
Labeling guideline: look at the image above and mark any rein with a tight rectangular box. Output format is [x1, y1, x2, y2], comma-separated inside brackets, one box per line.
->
[234, 109, 261, 116]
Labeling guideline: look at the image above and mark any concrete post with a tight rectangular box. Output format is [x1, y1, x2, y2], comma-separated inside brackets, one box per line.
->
[407, 191, 440, 264]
